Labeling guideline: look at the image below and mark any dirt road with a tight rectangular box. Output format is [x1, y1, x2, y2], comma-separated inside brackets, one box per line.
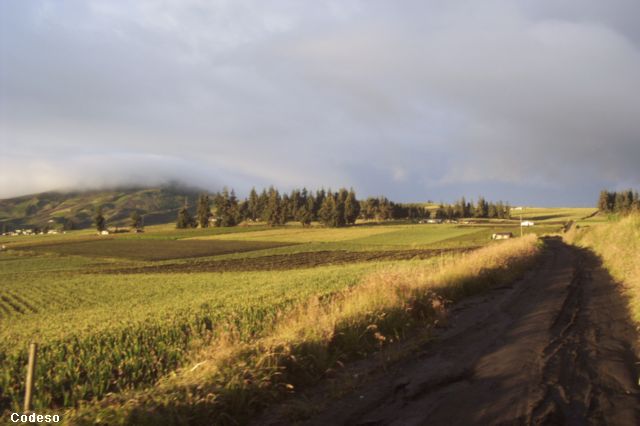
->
[282, 238, 640, 425]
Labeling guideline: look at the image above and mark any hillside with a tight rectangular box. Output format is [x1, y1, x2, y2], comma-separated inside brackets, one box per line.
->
[0, 185, 201, 231]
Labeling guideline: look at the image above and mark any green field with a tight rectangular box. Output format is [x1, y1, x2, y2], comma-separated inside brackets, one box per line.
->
[0, 217, 567, 417]
[514, 207, 597, 223]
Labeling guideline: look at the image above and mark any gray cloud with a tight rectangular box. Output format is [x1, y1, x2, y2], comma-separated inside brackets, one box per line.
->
[1, 0, 639, 205]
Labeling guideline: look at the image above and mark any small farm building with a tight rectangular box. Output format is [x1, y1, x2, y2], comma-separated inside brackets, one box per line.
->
[492, 232, 513, 240]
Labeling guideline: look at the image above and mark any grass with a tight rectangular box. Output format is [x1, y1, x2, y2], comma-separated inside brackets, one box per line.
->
[65, 235, 541, 425]
[516, 207, 597, 223]
[568, 214, 640, 323]
[189, 225, 399, 243]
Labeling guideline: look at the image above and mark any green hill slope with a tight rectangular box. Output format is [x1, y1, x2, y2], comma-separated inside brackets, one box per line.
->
[0, 185, 201, 231]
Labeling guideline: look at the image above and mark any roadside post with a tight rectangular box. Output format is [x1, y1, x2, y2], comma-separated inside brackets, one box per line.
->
[24, 342, 37, 413]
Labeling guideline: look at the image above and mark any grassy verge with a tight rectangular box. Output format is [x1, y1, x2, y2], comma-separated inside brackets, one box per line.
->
[567, 214, 640, 323]
[66, 235, 541, 425]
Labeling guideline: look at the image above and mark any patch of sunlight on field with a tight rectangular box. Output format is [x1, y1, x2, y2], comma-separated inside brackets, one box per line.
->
[189, 225, 399, 243]
[517, 207, 596, 222]
[346, 225, 481, 247]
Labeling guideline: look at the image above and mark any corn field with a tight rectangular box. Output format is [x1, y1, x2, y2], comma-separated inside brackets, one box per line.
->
[0, 257, 372, 413]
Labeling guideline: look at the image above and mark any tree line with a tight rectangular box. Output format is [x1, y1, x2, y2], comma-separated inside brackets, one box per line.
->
[176, 188, 512, 228]
[432, 197, 511, 220]
[597, 189, 640, 215]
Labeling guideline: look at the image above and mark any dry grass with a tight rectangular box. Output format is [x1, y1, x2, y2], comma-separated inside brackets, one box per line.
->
[66, 235, 540, 425]
[570, 214, 640, 323]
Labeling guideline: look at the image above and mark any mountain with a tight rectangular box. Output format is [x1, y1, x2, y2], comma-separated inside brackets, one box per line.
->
[0, 185, 202, 231]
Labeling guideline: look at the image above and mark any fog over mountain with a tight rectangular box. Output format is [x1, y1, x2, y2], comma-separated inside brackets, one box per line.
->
[2, 1, 640, 205]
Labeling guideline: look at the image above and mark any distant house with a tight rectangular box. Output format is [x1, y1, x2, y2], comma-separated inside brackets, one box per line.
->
[100, 230, 110, 235]
[492, 232, 513, 240]
[521, 221, 535, 227]
[426, 219, 442, 224]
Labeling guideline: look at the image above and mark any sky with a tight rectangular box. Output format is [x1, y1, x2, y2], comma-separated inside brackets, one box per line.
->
[1, 1, 640, 206]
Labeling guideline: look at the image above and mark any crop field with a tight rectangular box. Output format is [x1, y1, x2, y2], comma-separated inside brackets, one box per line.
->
[515, 207, 597, 223]
[15, 239, 294, 261]
[0, 218, 564, 418]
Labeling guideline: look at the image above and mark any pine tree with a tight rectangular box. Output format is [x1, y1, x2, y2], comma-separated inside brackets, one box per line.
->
[237, 200, 249, 222]
[281, 193, 291, 223]
[196, 194, 211, 228]
[475, 197, 488, 218]
[298, 194, 314, 227]
[94, 206, 106, 232]
[614, 192, 625, 214]
[63, 218, 75, 231]
[378, 197, 393, 220]
[362, 197, 377, 220]
[258, 189, 269, 220]
[334, 190, 347, 227]
[319, 192, 336, 226]
[176, 197, 195, 229]
[130, 211, 143, 231]
[229, 189, 239, 224]
[247, 188, 259, 221]
[214, 188, 238, 227]
[344, 188, 360, 225]
[176, 206, 194, 229]
[597, 190, 610, 213]
[264, 187, 282, 226]
[314, 189, 326, 219]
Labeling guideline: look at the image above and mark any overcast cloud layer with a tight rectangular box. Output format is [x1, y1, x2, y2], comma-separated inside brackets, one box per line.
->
[1, 0, 640, 205]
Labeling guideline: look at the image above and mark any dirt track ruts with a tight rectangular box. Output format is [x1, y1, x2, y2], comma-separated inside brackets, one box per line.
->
[282, 238, 640, 425]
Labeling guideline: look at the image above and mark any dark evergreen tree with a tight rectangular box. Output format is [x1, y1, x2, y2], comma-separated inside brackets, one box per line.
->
[319, 192, 336, 226]
[176, 205, 195, 229]
[130, 211, 143, 230]
[264, 187, 282, 226]
[378, 197, 393, 220]
[196, 194, 212, 228]
[475, 197, 488, 218]
[247, 188, 259, 221]
[237, 200, 249, 222]
[597, 190, 611, 212]
[334, 190, 347, 227]
[257, 189, 269, 220]
[63, 218, 75, 231]
[314, 189, 326, 219]
[214, 188, 238, 227]
[344, 188, 360, 225]
[94, 206, 106, 232]
[298, 194, 314, 226]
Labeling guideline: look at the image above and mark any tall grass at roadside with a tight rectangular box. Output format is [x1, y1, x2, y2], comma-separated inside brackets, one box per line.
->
[569, 214, 640, 323]
[67, 234, 541, 425]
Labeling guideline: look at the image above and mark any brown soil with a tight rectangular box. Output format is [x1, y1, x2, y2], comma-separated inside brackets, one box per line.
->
[259, 238, 640, 425]
[97, 248, 472, 273]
